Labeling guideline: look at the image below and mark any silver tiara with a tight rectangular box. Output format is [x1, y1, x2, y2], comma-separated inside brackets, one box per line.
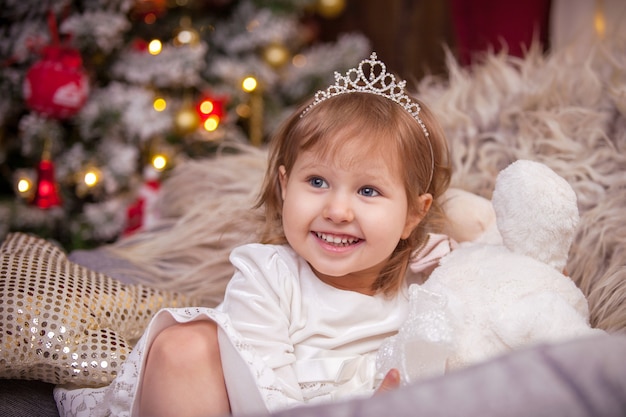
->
[301, 52, 434, 191]
[301, 52, 429, 139]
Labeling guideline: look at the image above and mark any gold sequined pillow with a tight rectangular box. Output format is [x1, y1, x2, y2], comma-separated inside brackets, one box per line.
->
[0, 232, 195, 387]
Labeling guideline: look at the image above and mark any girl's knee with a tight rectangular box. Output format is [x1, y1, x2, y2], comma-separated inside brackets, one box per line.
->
[148, 320, 220, 368]
[140, 320, 229, 417]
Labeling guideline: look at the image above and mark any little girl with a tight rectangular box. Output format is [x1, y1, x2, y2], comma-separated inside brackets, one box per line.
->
[55, 53, 451, 417]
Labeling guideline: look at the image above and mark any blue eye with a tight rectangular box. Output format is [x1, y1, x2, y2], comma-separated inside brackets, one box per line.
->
[308, 177, 328, 188]
[359, 187, 379, 197]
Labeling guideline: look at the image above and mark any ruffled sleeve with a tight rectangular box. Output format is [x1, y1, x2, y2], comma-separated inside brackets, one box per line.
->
[219, 244, 305, 407]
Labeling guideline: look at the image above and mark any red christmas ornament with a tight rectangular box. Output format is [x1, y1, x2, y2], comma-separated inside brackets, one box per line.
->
[195, 93, 228, 122]
[124, 198, 145, 235]
[33, 158, 62, 209]
[23, 45, 89, 119]
[123, 169, 161, 235]
[131, 38, 150, 52]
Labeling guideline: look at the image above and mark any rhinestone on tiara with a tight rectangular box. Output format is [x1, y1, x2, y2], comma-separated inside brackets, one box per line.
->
[300, 52, 429, 139]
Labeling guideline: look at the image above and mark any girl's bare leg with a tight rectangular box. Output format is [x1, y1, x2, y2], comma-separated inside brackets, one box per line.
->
[139, 320, 230, 417]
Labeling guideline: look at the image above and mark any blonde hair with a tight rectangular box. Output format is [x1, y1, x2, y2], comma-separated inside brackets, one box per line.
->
[256, 92, 451, 295]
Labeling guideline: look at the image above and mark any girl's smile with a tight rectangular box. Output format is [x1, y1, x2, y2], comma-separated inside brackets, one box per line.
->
[313, 231, 363, 250]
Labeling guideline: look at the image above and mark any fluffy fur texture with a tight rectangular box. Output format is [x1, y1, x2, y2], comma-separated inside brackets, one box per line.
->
[109, 40, 626, 333]
[416, 160, 603, 373]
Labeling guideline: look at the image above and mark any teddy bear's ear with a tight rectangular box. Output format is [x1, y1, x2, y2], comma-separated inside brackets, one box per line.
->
[492, 160, 579, 271]
[439, 188, 499, 244]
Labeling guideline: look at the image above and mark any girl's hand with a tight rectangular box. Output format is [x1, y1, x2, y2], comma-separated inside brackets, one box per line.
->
[374, 368, 401, 395]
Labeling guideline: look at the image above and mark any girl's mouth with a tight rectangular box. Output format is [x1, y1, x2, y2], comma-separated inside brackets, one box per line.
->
[314, 232, 361, 247]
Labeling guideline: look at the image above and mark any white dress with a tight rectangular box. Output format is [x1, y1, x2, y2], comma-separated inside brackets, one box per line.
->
[54, 243, 411, 416]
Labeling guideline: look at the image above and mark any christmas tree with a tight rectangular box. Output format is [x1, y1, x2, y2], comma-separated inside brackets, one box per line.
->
[0, 0, 370, 249]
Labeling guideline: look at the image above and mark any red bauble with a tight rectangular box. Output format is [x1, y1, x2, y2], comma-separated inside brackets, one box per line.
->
[131, 38, 150, 52]
[23, 46, 89, 120]
[195, 94, 228, 122]
[123, 175, 161, 236]
[33, 158, 62, 209]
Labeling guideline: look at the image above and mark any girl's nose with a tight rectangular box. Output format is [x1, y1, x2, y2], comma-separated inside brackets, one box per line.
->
[323, 193, 354, 223]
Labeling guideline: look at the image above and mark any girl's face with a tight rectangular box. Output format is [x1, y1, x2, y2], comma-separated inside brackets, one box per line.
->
[278, 141, 429, 295]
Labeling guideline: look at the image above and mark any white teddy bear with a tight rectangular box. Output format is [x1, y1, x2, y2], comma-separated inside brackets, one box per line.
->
[378, 160, 604, 384]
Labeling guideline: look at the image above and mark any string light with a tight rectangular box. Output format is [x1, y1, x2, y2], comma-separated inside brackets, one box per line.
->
[152, 154, 168, 171]
[148, 39, 162, 55]
[177, 30, 192, 44]
[17, 178, 32, 194]
[73, 166, 102, 198]
[83, 167, 101, 188]
[153, 97, 167, 111]
[242, 76, 258, 92]
[203, 115, 220, 131]
[173, 16, 200, 47]
[199, 99, 214, 115]
[16, 172, 36, 202]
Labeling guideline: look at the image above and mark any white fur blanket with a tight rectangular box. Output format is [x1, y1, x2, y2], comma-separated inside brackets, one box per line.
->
[109, 41, 626, 333]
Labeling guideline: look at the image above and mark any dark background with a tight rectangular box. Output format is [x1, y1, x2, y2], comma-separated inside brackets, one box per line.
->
[318, 0, 552, 83]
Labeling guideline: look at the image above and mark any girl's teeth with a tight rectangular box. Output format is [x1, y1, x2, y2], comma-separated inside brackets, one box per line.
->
[316, 232, 358, 245]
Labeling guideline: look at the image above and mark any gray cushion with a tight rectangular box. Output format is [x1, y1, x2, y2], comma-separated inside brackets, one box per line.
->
[0, 379, 58, 417]
[263, 334, 626, 417]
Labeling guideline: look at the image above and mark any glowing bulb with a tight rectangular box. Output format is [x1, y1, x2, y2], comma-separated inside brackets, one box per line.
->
[203, 115, 220, 131]
[17, 178, 32, 193]
[84, 171, 99, 187]
[152, 154, 167, 171]
[199, 100, 214, 115]
[148, 39, 162, 55]
[176, 30, 192, 44]
[242, 76, 258, 92]
[153, 98, 167, 111]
